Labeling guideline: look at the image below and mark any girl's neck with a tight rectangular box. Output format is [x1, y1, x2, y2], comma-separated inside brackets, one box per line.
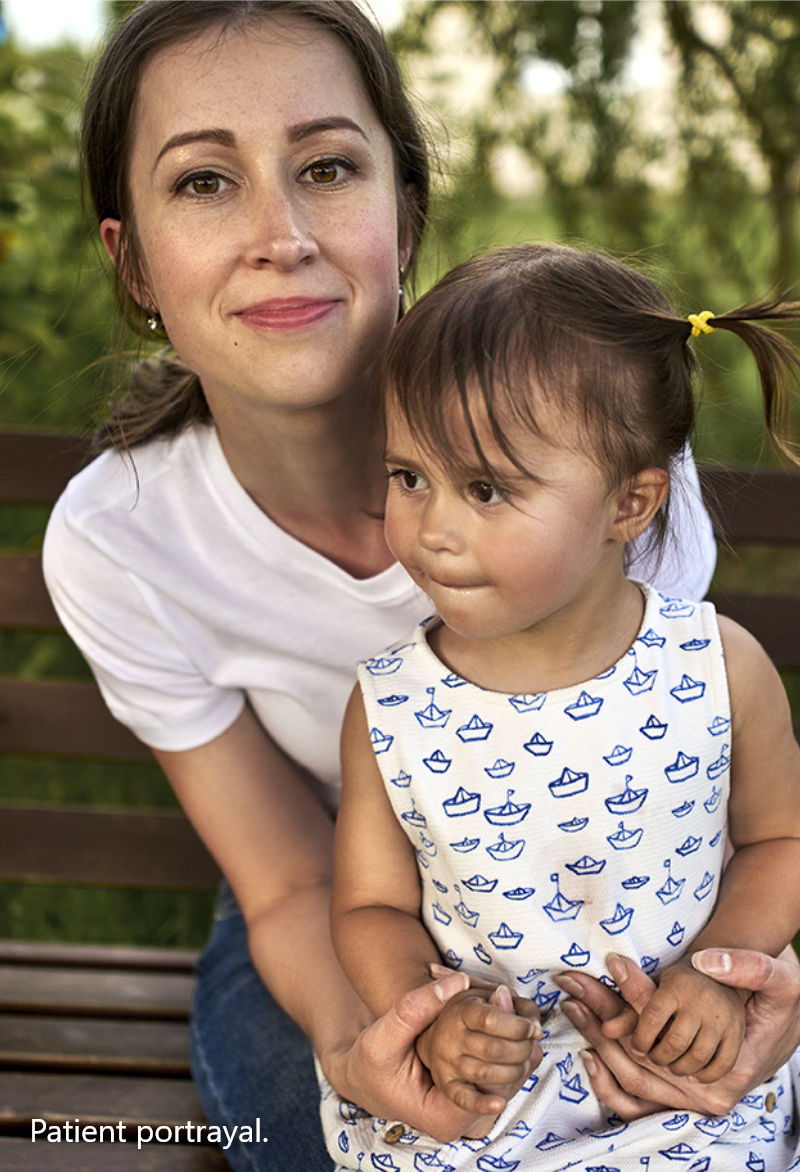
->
[430, 573, 646, 696]
[210, 389, 395, 580]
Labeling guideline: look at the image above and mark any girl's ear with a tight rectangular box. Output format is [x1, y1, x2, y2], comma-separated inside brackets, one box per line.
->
[611, 467, 669, 543]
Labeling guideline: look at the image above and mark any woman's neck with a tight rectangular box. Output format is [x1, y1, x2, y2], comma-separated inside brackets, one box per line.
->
[211, 391, 395, 579]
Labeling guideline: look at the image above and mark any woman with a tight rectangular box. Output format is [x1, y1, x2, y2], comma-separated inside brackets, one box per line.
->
[42, 3, 800, 1168]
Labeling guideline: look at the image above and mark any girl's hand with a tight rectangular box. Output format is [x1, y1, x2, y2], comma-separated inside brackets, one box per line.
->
[414, 984, 540, 1136]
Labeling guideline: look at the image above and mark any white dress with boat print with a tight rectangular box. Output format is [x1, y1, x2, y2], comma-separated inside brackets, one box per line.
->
[318, 584, 800, 1171]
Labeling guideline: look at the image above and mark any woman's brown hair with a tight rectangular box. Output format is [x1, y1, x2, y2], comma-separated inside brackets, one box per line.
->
[83, 0, 431, 449]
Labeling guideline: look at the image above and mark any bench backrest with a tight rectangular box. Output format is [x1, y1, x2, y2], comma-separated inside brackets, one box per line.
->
[0, 430, 221, 892]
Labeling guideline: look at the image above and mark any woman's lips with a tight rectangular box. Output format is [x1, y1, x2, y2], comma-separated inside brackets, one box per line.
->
[235, 298, 340, 330]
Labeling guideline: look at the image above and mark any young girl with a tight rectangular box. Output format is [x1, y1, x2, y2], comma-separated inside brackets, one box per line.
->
[321, 243, 800, 1170]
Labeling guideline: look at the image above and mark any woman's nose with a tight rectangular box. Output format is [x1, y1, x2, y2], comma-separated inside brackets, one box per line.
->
[245, 189, 318, 271]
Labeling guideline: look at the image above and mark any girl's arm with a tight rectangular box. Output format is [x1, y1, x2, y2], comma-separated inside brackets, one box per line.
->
[333, 687, 538, 1119]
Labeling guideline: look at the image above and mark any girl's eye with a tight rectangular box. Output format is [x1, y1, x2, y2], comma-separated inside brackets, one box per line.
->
[470, 481, 506, 505]
[389, 468, 427, 492]
[302, 158, 354, 186]
[177, 172, 232, 198]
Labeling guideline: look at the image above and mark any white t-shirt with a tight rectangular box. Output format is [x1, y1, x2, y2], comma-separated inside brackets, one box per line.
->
[43, 424, 716, 805]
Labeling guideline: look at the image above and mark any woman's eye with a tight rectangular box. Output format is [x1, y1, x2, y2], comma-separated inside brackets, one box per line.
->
[470, 481, 506, 505]
[178, 172, 231, 198]
[302, 158, 354, 186]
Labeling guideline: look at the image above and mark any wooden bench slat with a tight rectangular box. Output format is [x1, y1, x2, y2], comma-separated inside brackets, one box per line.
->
[0, 965, 194, 1019]
[0, 942, 197, 972]
[0, 1014, 191, 1075]
[699, 466, 800, 543]
[0, 1069, 205, 1127]
[0, 805, 220, 891]
[0, 556, 60, 629]
[0, 1137, 231, 1172]
[707, 592, 800, 669]
[0, 678, 151, 760]
[0, 432, 93, 505]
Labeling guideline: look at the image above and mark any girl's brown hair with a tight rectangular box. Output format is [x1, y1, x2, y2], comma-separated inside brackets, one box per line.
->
[83, 0, 431, 449]
[382, 242, 800, 554]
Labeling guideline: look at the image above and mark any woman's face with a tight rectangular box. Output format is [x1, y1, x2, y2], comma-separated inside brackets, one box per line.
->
[101, 18, 409, 418]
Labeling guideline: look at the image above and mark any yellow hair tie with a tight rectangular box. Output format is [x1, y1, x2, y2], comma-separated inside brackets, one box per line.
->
[688, 310, 716, 337]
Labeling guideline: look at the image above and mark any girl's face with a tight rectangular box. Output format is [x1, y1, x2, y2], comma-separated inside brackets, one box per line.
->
[101, 18, 408, 419]
[384, 396, 630, 648]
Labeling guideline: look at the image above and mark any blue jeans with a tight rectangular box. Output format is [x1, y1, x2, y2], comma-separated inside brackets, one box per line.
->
[190, 882, 334, 1170]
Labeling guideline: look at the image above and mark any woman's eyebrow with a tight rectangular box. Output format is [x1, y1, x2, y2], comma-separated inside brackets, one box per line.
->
[287, 117, 369, 144]
[153, 128, 235, 171]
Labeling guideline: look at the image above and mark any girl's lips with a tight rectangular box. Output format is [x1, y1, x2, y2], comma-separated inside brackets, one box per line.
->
[235, 298, 340, 330]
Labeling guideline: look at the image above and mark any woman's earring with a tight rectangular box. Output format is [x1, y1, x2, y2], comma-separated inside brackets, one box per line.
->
[146, 305, 162, 331]
[398, 267, 405, 312]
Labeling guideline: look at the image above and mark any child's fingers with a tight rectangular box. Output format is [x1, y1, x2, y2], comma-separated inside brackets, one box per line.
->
[600, 1003, 639, 1040]
[642, 1011, 703, 1068]
[630, 988, 681, 1057]
[462, 992, 542, 1042]
[668, 1025, 742, 1082]
[442, 1077, 508, 1121]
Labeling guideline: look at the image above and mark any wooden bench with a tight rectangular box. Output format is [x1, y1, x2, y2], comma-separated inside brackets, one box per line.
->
[1, 431, 799, 1168]
[0, 431, 227, 1169]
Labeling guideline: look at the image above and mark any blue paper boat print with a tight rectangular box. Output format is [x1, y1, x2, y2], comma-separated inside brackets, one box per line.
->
[694, 872, 714, 900]
[432, 902, 451, 925]
[544, 873, 584, 921]
[622, 875, 650, 889]
[443, 948, 462, 969]
[370, 728, 393, 754]
[660, 600, 695, 619]
[371, 1154, 401, 1171]
[440, 672, 466, 688]
[639, 627, 667, 648]
[688, 1160, 710, 1172]
[704, 785, 722, 814]
[681, 638, 710, 651]
[401, 802, 426, 828]
[670, 674, 706, 703]
[709, 829, 722, 847]
[694, 1118, 729, 1137]
[549, 767, 589, 798]
[624, 665, 658, 696]
[518, 966, 547, 983]
[536, 1133, 569, 1151]
[338, 1131, 349, 1153]
[414, 1155, 456, 1171]
[503, 886, 535, 900]
[390, 770, 411, 788]
[561, 942, 590, 967]
[607, 821, 643, 850]
[672, 800, 695, 817]
[524, 732, 553, 756]
[707, 743, 730, 780]
[485, 759, 515, 780]
[508, 693, 546, 713]
[600, 903, 634, 934]
[640, 714, 668, 739]
[453, 887, 480, 927]
[558, 816, 589, 832]
[442, 786, 479, 815]
[746, 1157, 766, 1172]
[667, 921, 685, 947]
[559, 1074, 589, 1103]
[450, 836, 479, 852]
[433, 878, 447, 893]
[657, 860, 685, 905]
[463, 874, 498, 894]
[474, 943, 493, 965]
[566, 855, 606, 875]
[605, 776, 648, 814]
[663, 1113, 690, 1131]
[676, 835, 702, 856]
[456, 714, 493, 742]
[659, 1143, 698, 1161]
[424, 750, 451, 773]
[507, 1121, 532, 1140]
[377, 694, 408, 706]
[476, 1154, 521, 1170]
[603, 745, 633, 766]
[708, 716, 731, 736]
[415, 688, 451, 729]
[640, 955, 659, 974]
[484, 789, 530, 825]
[487, 832, 525, 862]
[488, 922, 523, 950]
[565, 690, 604, 719]
[597, 665, 617, 679]
[364, 655, 403, 675]
[665, 751, 699, 783]
[418, 831, 436, 856]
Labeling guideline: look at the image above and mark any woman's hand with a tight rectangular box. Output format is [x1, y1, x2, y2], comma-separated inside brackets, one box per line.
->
[558, 947, 800, 1119]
